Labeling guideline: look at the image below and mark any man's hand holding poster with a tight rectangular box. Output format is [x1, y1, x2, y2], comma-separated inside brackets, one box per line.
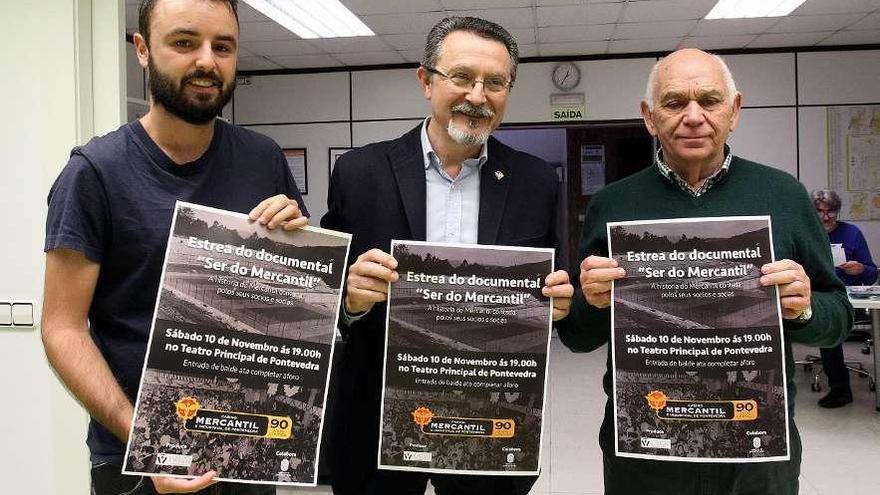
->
[123, 202, 351, 486]
[379, 241, 554, 475]
[608, 216, 789, 462]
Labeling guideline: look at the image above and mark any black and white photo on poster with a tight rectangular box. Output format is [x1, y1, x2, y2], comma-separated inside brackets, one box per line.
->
[608, 216, 789, 463]
[379, 240, 554, 475]
[123, 202, 351, 486]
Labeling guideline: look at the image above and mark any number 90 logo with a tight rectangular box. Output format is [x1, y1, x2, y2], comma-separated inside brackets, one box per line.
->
[270, 418, 290, 429]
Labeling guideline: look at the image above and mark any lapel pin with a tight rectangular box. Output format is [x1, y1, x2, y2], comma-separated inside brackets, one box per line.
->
[495, 170, 504, 181]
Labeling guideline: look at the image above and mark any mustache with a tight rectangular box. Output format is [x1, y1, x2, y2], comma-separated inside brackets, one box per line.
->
[182, 70, 223, 88]
[450, 102, 494, 119]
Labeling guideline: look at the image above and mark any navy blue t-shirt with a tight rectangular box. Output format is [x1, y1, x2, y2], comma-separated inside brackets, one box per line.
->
[44, 119, 307, 464]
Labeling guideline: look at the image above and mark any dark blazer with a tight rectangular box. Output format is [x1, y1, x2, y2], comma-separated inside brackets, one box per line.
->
[320, 124, 559, 493]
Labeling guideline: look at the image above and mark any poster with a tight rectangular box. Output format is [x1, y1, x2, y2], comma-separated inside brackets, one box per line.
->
[827, 105, 880, 220]
[580, 144, 605, 195]
[123, 202, 351, 486]
[830, 243, 847, 267]
[283, 148, 308, 195]
[379, 241, 554, 475]
[608, 217, 789, 462]
[328, 147, 353, 177]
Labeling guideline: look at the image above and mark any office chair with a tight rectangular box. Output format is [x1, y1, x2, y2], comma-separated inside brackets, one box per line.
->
[796, 308, 876, 393]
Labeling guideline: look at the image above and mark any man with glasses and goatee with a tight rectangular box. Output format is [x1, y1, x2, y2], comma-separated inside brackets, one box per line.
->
[322, 16, 573, 495]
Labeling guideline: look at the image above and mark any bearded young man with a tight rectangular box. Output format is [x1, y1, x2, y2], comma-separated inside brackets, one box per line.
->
[321, 16, 573, 495]
[41, 1, 307, 493]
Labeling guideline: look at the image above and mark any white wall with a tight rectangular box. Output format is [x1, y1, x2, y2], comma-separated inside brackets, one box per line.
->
[506, 58, 654, 122]
[0, 3, 79, 491]
[236, 73, 351, 125]
[248, 122, 352, 217]
[223, 49, 880, 246]
[724, 53, 799, 177]
[1, 0, 125, 493]
[797, 50, 880, 248]
[352, 69, 426, 120]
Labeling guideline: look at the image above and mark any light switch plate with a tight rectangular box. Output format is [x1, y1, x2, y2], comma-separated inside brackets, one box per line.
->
[0, 303, 11, 326]
[11, 302, 34, 327]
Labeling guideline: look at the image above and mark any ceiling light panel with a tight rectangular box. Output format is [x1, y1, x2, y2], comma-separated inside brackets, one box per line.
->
[243, 0, 375, 38]
[706, 0, 808, 19]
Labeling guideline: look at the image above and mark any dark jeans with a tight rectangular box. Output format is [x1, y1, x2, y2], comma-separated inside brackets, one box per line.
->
[820, 343, 851, 390]
[90, 464, 276, 495]
[599, 409, 803, 495]
[333, 469, 537, 495]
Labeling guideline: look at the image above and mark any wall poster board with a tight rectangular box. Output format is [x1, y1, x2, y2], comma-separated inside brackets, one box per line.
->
[328, 147, 353, 177]
[283, 148, 308, 195]
[827, 105, 880, 220]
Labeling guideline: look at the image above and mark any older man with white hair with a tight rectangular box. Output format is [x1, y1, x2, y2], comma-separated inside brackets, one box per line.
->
[557, 48, 853, 494]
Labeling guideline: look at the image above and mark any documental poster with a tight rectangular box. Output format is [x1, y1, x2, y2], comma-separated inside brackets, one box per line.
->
[608, 217, 789, 462]
[123, 202, 351, 486]
[379, 241, 554, 475]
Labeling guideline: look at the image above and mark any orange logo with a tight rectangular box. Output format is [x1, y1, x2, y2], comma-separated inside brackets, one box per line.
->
[175, 397, 201, 421]
[645, 390, 668, 412]
[411, 407, 433, 427]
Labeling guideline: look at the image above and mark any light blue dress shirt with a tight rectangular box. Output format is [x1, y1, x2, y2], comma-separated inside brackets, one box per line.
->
[342, 119, 489, 326]
[420, 118, 488, 244]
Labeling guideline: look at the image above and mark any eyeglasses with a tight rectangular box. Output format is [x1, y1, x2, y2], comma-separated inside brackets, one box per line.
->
[424, 66, 512, 93]
[816, 208, 839, 218]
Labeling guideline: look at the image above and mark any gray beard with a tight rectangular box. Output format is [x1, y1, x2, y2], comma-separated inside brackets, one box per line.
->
[447, 118, 490, 146]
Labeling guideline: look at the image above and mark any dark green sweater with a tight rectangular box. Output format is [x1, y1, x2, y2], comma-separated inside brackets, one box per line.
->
[558, 156, 853, 417]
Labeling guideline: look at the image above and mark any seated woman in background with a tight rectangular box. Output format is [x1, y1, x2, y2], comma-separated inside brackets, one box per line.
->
[812, 189, 878, 408]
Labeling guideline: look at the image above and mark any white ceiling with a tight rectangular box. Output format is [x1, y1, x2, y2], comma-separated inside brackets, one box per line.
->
[124, 0, 880, 71]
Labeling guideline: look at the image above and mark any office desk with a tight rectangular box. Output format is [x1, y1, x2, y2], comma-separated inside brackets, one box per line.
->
[847, 292, 880, 411]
